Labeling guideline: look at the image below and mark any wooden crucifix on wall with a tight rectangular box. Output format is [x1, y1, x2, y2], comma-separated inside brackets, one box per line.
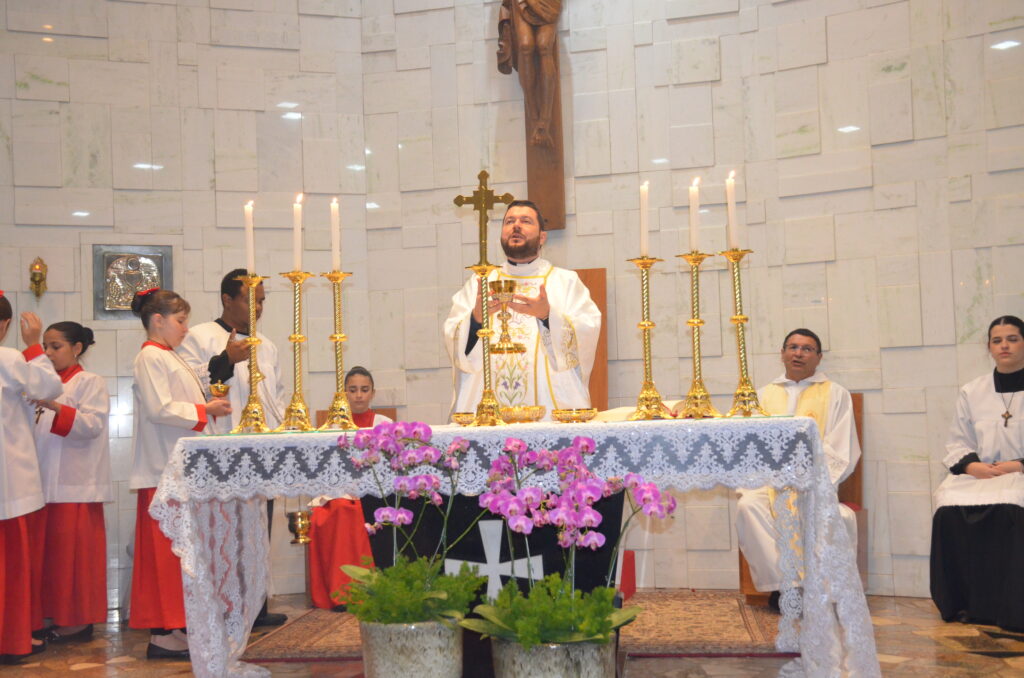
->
[497, 0, 566, 231]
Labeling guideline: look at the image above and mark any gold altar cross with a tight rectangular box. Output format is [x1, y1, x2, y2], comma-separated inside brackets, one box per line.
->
[454, 170, 514, 267]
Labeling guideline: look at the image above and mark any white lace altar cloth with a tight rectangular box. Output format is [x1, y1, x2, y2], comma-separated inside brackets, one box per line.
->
[150, 416, 879, 678]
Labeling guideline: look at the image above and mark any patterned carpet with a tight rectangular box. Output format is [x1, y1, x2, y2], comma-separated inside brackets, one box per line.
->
[619, 590, 793, 657]
[243, 589, 792, 662]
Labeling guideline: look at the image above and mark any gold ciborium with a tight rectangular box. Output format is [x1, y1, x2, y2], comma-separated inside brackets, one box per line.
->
[452, 412, 476, 427]
[499, 405, 546, 424]
[209, 381, 230, 398]
[286, 509, 312, 545]
[488, 280, 525, 354]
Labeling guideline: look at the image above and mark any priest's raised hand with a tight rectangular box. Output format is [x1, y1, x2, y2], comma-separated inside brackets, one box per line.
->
[508, 283, 550, 321]
[224, 328, 251, 364]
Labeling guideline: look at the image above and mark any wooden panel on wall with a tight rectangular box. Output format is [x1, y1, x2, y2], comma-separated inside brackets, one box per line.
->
[574, 268, 608, 412]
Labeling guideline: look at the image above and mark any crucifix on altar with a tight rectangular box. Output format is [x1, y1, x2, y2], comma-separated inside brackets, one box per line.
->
[497, 0, 566, 231]
[454, 170, 514, 426]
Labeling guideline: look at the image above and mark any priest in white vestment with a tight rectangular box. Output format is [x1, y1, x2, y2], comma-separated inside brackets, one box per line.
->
[735, 328, 861, 604]
[444, 200, 601, 419]
[177, 268, 286, 435]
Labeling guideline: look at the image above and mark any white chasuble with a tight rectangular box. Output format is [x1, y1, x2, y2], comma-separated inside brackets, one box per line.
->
[444, 258, 601, 420]
[934, 373, 1024, 510]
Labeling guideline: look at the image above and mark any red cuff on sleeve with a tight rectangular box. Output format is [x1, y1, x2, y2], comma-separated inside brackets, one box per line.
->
[22, 344, 44, 361]
[192, 403, 208, 432]
[50, 404, 76, 437]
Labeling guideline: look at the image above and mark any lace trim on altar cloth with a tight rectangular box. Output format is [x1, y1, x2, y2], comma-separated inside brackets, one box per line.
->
[149, 417, 880, 678]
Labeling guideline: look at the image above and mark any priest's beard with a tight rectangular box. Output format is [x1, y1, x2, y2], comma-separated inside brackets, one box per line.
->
[501, 233, 542, 261]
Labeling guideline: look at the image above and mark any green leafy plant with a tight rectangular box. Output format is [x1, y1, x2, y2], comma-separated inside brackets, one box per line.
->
[461, 573, 637, 649]
[342, 557, 485, 624]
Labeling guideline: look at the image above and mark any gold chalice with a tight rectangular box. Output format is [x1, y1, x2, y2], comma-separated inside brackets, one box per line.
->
[488, 280, 525, 354]
[210, 381, 230, 398]
[286, 510, 312, 544]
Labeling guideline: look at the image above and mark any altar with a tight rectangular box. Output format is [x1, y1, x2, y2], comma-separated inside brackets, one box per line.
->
[150, 416, 880, 678]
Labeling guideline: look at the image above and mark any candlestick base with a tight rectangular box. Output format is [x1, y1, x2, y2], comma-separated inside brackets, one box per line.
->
[676, 378, 721, 419]
[320, 391, 358, 430]
[628, 381, 672, 420]
[276, 393, 314, 432]
[726, 376, 769, 417]
[470, 388, 506, 427]
[234, 399, 271, 434]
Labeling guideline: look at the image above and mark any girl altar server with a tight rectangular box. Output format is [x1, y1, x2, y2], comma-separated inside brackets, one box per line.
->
[308, 366, 390, 609]
[0, 294, 61, 662]
[931, 315, 1024, 631]
[128, 289, 230, 659]
[30, 322, 111, 643]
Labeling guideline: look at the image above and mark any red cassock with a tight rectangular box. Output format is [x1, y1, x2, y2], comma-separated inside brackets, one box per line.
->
[307, 410, 377, 609]
[0, 513, 35, 656]
[129, 488, 186, 629]
[41, 503, 107, 626]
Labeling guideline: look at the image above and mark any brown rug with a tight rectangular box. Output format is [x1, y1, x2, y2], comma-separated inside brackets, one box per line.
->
[619, 589, 796, 658]
[243, 609, 362, 662]
[243, 590, 795, 662]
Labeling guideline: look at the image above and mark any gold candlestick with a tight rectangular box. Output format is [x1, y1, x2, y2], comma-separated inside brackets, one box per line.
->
[721, 248, 768, 417]
[675, 252, 721, 419]
[319, 270, 358, 430]
[276, 271, 314, 432]
[488, 279, 526, 354]
[627, 256, 671, 420]
[232, 273, 270, 433]
[469, 264, 505, 426]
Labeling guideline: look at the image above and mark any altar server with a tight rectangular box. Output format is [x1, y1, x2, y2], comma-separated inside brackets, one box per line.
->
[0, 295, 61, 662]
[931, 315, 1024, 631]
[308, 366, 387, 609]
[735, 328, 861, 609]
[29, 322, 111, 644]
[128, 289, 230, 659]
[444, 200, 601, 419]
[177, 268, 285, 435]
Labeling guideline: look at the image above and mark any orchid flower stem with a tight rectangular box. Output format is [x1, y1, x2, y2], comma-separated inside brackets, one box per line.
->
[444, 508, 487, 557]
[605, 497, 640, 588]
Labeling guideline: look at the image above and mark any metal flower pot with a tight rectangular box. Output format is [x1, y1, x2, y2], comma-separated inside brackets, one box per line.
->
[359, 620, 462, 678]
[491, 635, 616, 678]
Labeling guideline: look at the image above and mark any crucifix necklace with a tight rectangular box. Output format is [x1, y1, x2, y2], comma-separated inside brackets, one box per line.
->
[1001, 392, 1016, 427]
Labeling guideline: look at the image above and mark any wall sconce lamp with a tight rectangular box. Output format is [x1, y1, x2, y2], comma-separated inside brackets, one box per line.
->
[29, 257, 47, 298]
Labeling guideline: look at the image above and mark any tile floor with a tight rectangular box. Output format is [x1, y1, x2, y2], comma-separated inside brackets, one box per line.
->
[6, 594, 1024, 677]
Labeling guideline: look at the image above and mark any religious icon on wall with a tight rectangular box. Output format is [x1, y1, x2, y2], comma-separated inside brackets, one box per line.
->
[91, 244, 173, 320]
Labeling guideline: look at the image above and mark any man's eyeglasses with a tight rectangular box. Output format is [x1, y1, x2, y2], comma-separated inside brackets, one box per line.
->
[784, 344, 818, 355]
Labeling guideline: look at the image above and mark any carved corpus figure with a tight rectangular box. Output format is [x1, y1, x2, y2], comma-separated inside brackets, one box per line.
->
[498, 0, 562, 148]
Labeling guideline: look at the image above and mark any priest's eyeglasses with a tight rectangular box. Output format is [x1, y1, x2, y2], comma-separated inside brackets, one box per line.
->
[784, 344, 818, 355]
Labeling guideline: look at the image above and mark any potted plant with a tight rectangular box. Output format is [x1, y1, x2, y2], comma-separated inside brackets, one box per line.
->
[460, 435, 678, 678]
[336, 422, 486, 678]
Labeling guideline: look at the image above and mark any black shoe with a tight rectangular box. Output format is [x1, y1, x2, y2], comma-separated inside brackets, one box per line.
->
[253, 611, 287, 627]
[768, 590, 781, 613]
[331, 604, 348, 613]
[45, 624, 94, 644]
[0, 639, 46, 665]
[31, 627, 51, 640]
[146, 642, 190, 660]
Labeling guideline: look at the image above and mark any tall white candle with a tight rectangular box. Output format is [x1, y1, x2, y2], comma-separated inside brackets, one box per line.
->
[330, 197, 341, 271]
[244, 200, 256, 274]
[725, 170, 739, 250]
[639, 180, 650, 257]
[292, 193, 303, 271]
[688, 177, 701, 252]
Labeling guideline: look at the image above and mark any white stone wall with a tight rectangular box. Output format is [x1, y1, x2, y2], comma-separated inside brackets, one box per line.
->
[1, 0, 1022, 601]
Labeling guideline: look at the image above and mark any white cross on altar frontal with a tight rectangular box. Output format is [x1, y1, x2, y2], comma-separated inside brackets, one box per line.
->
[445, 520, 544, 600]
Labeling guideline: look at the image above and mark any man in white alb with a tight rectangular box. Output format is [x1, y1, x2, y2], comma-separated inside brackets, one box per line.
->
[735, 328, 860, 610]
[444, 200, 601, 419]
[177, 268, 287, 626]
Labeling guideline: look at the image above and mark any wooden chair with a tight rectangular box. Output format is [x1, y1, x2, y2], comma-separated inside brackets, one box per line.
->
[738, 392, 868, 604]
[314, 406, 398, 427]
